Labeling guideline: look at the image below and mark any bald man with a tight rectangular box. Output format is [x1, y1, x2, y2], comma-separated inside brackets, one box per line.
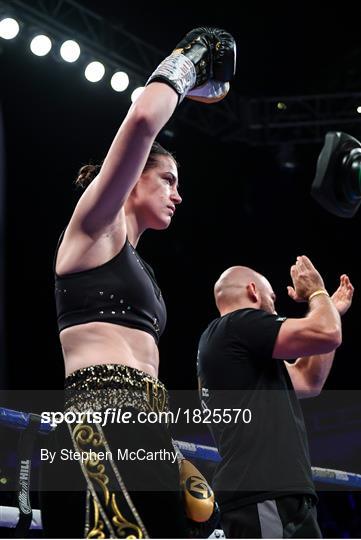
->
[197, 256, 354, 539]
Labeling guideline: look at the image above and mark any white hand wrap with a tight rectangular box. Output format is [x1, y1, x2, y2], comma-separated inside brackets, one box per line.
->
[146, 52, 196, 103]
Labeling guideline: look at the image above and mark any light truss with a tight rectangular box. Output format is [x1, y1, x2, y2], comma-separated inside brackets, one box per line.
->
[245, 92, 361, 145]
[2, 0, 361, 145]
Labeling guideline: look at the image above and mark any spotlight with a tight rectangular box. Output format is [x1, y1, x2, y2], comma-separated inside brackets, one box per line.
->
[84, 61, 105, 82]
[311, 131, 361, 218]
[60, 40, 80, 63]
[30, 34, 52, 56]
[0, 17, 20, 40]
[131, 87, 144, 102]
[110, 71, 129, 92]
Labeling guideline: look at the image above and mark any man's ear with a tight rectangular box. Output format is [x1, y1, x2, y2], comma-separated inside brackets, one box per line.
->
[246, 281, 258, 303]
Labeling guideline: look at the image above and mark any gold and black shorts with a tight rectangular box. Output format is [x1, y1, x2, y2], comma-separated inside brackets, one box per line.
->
[40, 364, 186, 539]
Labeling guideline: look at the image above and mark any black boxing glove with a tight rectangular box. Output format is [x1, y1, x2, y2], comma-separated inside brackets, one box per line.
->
[175, 27, 236, 84]
[146, 28, 212, 102]
[146, 27, 235, 103]
[187, 27, 236, 103]
[211, 27, 236, 81]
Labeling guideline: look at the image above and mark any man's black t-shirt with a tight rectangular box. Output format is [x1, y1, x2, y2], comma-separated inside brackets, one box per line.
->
[197, 308, 316, 511]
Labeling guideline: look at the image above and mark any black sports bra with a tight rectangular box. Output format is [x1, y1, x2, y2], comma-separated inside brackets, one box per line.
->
[54, 234, 167, 343]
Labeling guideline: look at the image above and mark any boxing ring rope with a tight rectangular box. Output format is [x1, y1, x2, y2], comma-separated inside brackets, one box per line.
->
[174, 440, 361, 489]
[0, 508, 42, 531]
[1, 408, 361, 531]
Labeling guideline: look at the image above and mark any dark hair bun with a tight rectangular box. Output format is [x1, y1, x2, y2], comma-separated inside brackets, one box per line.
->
[75, 164, 101, 189]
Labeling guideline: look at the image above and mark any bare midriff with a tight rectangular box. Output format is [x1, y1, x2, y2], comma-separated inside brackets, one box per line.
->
[60, 322, 159, 378]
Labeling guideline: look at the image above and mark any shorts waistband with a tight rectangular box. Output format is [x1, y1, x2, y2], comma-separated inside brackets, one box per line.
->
[64, 363, 168, 413]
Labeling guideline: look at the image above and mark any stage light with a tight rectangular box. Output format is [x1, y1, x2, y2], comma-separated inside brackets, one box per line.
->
[30, 34, 52, 56]
[131, 87, 144, 102]
[110, 71, 129, 92]
[357, 106, 361, 114]
[0, 17, 20, 40]
[60, 39, 80, 63]
[84, 61, 105, 82]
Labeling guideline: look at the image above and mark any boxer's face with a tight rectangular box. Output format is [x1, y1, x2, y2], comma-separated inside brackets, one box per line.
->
[130, 156, 182, 230]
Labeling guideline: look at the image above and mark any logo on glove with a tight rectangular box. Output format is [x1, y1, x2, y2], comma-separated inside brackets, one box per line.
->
[186, 475, 213, 500]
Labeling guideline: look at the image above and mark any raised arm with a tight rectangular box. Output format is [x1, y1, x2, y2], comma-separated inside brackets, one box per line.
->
[285, 274, 354, 398]
[69, 28, 236, 239]
[272, 256, 342, 360]
[71, 84, 177, 238]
